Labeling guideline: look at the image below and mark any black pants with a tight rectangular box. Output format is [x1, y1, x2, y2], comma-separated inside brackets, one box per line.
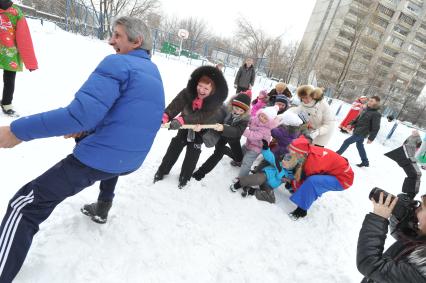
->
[157, 129, 202, 183]
[196, 137, 243, 176]
[2, 70, 16, 105]
[236, 86, 249, 94]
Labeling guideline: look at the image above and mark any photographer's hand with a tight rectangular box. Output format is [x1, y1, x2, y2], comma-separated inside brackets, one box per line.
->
[371, 192, 398, 219]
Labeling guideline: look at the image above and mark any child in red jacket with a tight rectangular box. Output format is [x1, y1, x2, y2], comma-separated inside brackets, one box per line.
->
[286, 135, 354, 220]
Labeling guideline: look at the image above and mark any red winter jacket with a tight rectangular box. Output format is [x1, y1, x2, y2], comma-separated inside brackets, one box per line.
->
[296, 146, 354, 190]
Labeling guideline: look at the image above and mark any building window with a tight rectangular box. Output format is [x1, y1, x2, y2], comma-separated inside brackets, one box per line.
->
[394, 24, 410, 36]
[414, 34, 426, 45]
[365, 26, 383, 39]
[377, 3, 395, 17]
[387, 35, 404, 47]
[405, 1, 422, 15]
[417, 71, 426, 80]
[379, 58, 393, 68]
[329, 53, 346, 64]
[334, 42, 350, 53]
[402, 55, 418, 66]
[407, 44, 425, 57]
[361, 38, 378, 50]
[338, 30, 355, 41]
[373, 16, 389, 28]
[354, 0, 372, 7]
[399, 13, 416, 26]
[343, 20, 357, 30]
[383, 47, 399, 57]
[399, 65, 414, 75]
[359, 52, 372, 61]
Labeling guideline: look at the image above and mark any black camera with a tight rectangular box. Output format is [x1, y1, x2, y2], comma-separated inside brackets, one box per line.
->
[368, 145, 422, 239]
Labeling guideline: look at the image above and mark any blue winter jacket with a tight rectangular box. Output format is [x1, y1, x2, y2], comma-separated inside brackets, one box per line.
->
[261, 148, 292, 189]
[11, 49, 165, 173]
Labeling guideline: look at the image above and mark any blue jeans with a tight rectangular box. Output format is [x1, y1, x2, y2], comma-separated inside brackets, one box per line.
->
[290, 175, 344, 211]
[336, 134, 369, 164]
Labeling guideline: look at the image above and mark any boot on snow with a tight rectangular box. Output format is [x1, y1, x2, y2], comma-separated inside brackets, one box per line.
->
[81, 200, 113, 224]
[289, 207, 307, 221]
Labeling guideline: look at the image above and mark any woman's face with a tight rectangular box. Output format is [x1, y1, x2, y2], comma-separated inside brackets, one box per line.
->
[197, 81, 213, 99]
[416, 198, 426, 235]
[258, 113, 269, 124]
[301, 96, 313, 104]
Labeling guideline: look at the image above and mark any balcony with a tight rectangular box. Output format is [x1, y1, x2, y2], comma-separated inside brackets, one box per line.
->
[419, 23, 426, 35]
[414, 35, 426, 47]
[398, 13, 416, 29]
[376, 3, 395, 20]
[380, 0, 400, 9]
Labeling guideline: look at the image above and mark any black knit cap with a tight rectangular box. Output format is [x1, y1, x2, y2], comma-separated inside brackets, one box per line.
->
[232, 92, 251, 111]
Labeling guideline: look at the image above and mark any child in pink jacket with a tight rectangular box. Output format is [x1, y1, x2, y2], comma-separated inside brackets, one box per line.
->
[251, 89, 268, 116]
[238, 105, 279, 177]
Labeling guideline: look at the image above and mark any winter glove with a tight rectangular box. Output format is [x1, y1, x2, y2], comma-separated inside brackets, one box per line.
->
[169, 119, 183, 130]
[162, 113, 169, 124]
[262, 139, 269, 150]
[310, 130, 319, 140]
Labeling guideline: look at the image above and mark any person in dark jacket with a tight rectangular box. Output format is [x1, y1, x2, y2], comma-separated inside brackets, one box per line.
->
[336, 96, 381, 167]
[357, 192, 426, 282]
[192, 92, 250, 181]
[154, 65, 228, 188]
[267, 82, 292, 106]
[234, 58, 255, 93]
[0, 16, 164, 282]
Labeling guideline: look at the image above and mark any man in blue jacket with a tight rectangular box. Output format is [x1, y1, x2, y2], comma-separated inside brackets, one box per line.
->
[0, 16, 165, 282]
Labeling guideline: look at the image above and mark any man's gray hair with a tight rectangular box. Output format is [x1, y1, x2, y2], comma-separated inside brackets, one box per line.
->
[112, 16, 152, 53]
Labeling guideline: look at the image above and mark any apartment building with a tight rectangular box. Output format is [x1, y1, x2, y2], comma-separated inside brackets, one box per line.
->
[292, 0, 426, 115]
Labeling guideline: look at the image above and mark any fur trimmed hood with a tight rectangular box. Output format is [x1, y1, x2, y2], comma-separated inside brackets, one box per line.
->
[186, 65, 228, 112]
[408, 244, 426, 278]
[297, 85, 324, 101]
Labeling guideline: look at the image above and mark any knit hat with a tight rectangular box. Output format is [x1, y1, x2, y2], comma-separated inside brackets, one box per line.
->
[274, 95, 289, 108]
[275, 82, 287, 93]
[297, 111, 309, 124]
[288, 135, 310, 155]
[260, 105, 278, 120]
[279, 111, 303, 127]
[232, 92, 251, 111]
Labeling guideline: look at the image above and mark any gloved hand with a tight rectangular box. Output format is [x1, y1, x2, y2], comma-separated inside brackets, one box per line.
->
[262, 139, 269, 150]
[169, 119, 182, 130]
[162, 113, 169, 124]
[310, 130, 319, 140]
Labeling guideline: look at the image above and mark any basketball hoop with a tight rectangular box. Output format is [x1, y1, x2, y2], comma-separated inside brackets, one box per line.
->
[178, 29, 189, 39]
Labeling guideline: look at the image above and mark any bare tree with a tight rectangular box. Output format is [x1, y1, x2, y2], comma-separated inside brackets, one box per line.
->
[234, 17, 274, 62]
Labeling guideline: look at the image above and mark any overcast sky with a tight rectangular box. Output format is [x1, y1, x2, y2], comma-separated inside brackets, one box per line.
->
[158, 0, 317, 43]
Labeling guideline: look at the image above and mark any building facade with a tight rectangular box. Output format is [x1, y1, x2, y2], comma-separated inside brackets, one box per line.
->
[292, 0, 426, 119]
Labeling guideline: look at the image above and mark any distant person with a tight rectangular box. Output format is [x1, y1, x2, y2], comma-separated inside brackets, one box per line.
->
[403, 129, 422, 158]
[339, 96, 368, 133]
[154, 65, 228, 188]
[215, 62, 224, 72]
[0, 0, 38, 117]
[336, 96, 381, 167]
[234, 57, 255, 93]
[251, 89, 269, 117]
[268, 82, 292, 105]
[0, 16, 164, 282]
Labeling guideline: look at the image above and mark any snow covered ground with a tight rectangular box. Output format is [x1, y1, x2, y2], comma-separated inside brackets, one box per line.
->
[1, 19, 425, 283]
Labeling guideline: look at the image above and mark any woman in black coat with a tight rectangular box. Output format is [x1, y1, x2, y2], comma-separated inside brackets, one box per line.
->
[154, 65, 228, 188]
[357, 192, 426, 282]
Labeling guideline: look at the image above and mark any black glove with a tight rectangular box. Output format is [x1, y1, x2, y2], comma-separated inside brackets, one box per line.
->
[169, 119, 182, 130]
[262, 139, 269, 150]
[275, 158, 282, 171]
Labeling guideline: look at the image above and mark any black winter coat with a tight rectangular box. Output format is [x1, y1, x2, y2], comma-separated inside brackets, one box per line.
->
[351, 107, 381, 141]
[216, 104, 249, 140]
[357, 213, 426, 283]
[234, 64, 255, 89]
[165, 65, 228, 124]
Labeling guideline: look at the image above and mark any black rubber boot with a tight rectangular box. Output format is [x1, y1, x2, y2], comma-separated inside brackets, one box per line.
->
[81, 200, 113, 224]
